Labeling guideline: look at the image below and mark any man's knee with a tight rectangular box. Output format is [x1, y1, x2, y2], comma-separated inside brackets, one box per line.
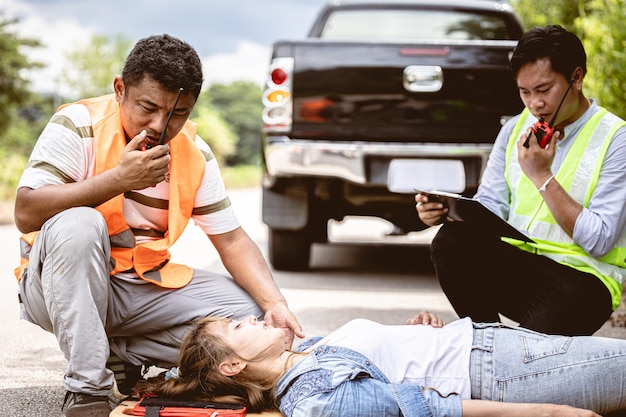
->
[42, 207, 108, 251]
[431, 222, 473, 255]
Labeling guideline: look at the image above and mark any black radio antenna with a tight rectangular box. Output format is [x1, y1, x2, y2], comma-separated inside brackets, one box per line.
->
[158, 87, 184, 145]
[547, 76, 576, 128]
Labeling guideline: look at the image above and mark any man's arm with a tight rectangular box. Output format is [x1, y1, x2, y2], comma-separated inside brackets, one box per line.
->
[208, 226, 304, 346]
[14, 131, 170, 233]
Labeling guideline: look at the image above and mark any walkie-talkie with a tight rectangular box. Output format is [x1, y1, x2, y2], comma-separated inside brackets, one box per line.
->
[523, 76, 576, 149]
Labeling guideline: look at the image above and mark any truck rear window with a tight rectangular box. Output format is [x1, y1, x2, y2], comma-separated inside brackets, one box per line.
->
[319, 9, 513, 41]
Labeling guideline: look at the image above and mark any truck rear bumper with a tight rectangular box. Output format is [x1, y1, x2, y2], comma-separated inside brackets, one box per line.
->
[264, 136, 493, 191]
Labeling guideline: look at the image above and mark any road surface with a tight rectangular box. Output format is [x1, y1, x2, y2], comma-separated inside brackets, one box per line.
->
[1, 187, 623, 416]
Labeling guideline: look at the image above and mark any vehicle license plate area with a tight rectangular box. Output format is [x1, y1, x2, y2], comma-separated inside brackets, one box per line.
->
[387, 159, 465, 193]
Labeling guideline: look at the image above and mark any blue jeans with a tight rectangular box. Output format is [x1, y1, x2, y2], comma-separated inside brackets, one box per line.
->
[470, 322, 626, 415]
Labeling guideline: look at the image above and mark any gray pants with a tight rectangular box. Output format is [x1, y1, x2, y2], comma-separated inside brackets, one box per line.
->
[18, 207, 263, 396]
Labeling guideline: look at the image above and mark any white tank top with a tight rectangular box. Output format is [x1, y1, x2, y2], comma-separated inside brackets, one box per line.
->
[308, 317, 473, 398]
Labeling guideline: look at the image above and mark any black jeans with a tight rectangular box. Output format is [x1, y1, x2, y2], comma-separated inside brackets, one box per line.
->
[431, 221, 613, 336]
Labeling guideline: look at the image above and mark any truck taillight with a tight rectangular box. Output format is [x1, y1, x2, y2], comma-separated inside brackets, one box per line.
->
[263, 57, 294, 132]
[264, 89, 291, 105]
[271, 68, 288, 85]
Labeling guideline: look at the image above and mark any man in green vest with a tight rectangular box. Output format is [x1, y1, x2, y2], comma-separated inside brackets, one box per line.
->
[416, 25, 626, 336]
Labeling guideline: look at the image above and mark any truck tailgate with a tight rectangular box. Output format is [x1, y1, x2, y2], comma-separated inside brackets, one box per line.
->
[285, 40, 523, 143]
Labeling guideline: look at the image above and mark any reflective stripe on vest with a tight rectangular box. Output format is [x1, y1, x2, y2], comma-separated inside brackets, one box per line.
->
[15, 95, 206, 289]
[503, 107, 626, 309]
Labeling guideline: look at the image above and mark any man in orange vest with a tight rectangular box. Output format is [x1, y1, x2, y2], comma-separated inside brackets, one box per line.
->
[13, 34, 304, 417]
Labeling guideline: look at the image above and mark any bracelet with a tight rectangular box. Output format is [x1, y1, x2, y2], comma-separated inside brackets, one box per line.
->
[538, 174, 555, 192]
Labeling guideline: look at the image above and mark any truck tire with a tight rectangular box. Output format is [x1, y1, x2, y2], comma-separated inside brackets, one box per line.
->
[268, 228, 311, 271]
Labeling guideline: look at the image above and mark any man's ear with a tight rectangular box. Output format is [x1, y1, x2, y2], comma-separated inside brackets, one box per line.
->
[218, 360, 247, 377]
[113, 76, 125, 103]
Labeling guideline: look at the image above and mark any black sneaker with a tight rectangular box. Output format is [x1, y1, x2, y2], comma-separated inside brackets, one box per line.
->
[106, 351, 143, 400]
[62, 391, 111, 417]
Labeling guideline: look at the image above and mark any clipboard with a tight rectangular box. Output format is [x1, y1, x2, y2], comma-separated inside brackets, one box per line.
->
[416, 189, 535, 243]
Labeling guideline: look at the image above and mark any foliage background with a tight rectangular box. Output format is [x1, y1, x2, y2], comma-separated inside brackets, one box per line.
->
[511, 0, 626, 118]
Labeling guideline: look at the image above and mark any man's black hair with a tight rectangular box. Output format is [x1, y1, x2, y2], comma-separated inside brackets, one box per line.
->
[122, 34, 203, 99]
[510, 25, 587, 81]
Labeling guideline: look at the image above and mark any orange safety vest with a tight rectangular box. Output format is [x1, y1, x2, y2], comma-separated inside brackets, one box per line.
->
[15, 94, 206, 288]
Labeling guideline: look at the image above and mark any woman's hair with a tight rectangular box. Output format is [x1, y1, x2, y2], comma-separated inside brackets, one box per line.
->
[121, 34, 204, 100]
[510, 25, 587, 81]
[136, 317, 279, 412]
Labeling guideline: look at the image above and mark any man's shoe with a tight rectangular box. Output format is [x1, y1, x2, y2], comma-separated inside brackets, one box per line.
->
[63, 391, 111, 417]
[106, 351, 143, 400]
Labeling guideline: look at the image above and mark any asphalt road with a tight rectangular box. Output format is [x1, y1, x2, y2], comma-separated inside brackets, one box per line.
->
[1, 187, 624, 416]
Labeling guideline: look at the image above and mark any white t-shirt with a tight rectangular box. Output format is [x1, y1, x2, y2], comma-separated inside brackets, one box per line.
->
[308, 317, 473, 399]
[18, 103, 240, 257]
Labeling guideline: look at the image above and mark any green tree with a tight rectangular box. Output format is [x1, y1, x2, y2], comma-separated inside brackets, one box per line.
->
[192, 103, 237, 165]
[59, 34, 132, 99]
[0, 14, 42, 137]
[510, 0, 626, 118]
[576, 0, 626, 118]
[4, 93, 57, 155]
[510, 0, 585, 30]
[205, 81, 264, 166]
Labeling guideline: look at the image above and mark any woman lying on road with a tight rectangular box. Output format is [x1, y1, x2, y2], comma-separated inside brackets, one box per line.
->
[138, 311, 626, 417]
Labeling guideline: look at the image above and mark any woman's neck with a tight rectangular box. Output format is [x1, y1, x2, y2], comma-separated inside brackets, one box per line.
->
[264, 351, 307, 381]
[243, 347, 310, 389]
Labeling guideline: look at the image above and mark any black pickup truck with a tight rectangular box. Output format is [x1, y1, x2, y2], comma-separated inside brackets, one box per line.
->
[261, 0, 525, 270]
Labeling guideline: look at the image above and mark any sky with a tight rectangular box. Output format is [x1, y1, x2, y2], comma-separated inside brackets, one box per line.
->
[2, 0, 326, 96]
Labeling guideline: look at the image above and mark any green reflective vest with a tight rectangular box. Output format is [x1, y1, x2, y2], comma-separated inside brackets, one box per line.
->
[503, 107, 626, 309]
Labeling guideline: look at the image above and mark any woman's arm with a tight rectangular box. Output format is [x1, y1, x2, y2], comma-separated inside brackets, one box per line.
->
[461, 400, 600, 417]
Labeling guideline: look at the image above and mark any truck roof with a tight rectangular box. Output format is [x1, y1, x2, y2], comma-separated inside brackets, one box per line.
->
[325, 0, 516, 13]
[309, 0, 523, 40]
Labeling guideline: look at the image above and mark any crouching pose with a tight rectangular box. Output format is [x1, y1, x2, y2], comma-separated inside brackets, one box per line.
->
[138, 312, 626, 417]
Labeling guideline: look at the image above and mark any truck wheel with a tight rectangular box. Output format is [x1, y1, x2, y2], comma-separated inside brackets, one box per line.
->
[268, 228, 311, 271]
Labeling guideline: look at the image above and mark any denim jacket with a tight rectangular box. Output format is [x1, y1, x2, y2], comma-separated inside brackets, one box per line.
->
[275, 340, 463, 417]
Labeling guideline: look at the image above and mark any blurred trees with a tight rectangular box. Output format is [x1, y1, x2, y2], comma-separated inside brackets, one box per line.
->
[0, 15, 48, 151]
[59, 34, 132, 98]
[204, 81, 264, 166]
[576, 0, 625, 117]
[511, 0, 626, 118]
[192, 102, 237, 165]
[0, 15, 50, 198]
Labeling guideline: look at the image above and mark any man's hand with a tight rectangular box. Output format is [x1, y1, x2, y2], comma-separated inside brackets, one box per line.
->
[415, 193, 448, 227]
[263, 303, 306, 348]
[117, 130, 171, 189]
[517, 127, 558, 188]
[406, 310, 444, 327]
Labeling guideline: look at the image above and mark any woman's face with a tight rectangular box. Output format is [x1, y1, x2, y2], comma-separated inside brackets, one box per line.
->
[210, 315, 286, 360]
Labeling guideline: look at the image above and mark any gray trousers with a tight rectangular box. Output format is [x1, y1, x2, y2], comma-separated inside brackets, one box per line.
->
[18, 207, 263, 396]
